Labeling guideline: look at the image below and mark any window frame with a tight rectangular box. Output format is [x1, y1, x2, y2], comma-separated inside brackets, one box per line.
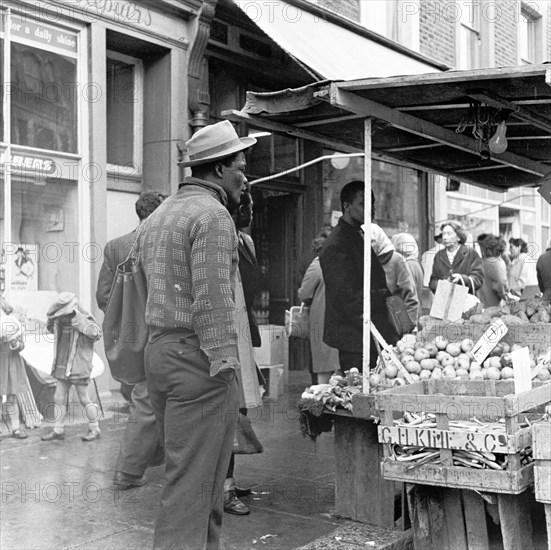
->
[455, 0, 482, 69]
[359, 0, 420, 51]
[105, 49, 143, 178]
[518, 2, 543, 65]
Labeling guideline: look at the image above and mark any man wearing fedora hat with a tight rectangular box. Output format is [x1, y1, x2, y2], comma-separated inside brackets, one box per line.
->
[138, 121, 256, 549]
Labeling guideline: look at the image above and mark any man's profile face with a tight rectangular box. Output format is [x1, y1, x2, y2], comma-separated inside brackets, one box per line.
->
[219, 152, 248, 212]
[346, 191, 365, 225]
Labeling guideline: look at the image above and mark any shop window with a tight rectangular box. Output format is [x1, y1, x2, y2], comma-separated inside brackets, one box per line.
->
[247, 132, 299, 183]
[542, 227, 550, 251]
[321, 153, 425, 243]
[106, 51, 143, 173]
[456, 0, 481, 69]
[1, 13, 82, 320]
[542, 200, 550, 225]
[10, 42, 77, 153]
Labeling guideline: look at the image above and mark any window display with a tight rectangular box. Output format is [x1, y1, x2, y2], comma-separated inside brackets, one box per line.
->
[1, 11, 81, 322]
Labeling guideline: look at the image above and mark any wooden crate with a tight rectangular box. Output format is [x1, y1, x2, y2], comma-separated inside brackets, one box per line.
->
[532, 422, 551, 550]
[377, 380, 550, 494]
[406, 484, 536, 550]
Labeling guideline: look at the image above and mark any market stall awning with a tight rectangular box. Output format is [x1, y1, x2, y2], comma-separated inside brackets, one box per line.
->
[224, 64, 551, 191]
[233, 0, 443, 80]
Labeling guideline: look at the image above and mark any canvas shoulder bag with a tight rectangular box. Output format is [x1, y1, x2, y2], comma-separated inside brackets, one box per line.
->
[385, 295, 415, 338]
[102, 224, 149, 385]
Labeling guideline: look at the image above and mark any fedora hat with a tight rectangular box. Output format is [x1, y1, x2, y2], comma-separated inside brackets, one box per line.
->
[47, 292, 78, 319]
[179, 121, 257, 168]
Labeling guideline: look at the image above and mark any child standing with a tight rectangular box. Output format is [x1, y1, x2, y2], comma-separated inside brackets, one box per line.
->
[0, 298, 29, 439]
[41, 292, 102, 442]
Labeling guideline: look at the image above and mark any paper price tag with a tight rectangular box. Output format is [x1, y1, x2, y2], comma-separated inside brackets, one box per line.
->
[471, 319, 508, 364]
[511, 347, 532, 394]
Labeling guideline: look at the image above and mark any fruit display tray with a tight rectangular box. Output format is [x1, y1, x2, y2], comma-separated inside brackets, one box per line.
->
[374, 380, 550, 493]
[418, 321, 551, 357]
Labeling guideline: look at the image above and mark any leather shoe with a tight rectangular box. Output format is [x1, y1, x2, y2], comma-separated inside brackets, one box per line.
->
[81, 429, 101, 442]
[235, 486, 252, 498]
[224, 490, 250, 515]
[12, 429, 28, 439]
[41, 430, 65, 441]
[113, 471, 146, 489]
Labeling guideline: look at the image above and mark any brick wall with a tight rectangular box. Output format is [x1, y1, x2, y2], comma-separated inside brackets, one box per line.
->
[419, 0, 456, 66]
[304, 0, 549, 67]
[494, 1, 518, 67]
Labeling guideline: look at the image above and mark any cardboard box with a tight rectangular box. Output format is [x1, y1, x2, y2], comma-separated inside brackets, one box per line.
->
[254, 324, 285, 365]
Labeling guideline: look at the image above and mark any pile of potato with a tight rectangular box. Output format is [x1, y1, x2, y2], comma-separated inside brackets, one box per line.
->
[470, 299, 551, 325]
[369, 335, 551, 388]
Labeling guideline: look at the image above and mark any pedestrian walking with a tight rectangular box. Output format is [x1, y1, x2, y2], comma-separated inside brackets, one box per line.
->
[96, 191, 166, 489]
[391, 232, 424, 319]
[0, 298, 29, 440]
[508, 237, 529, 297]
[371, 224, 419, 327]
[298, 226, 339, 383]
[429, 220, 483, 296]
[139, 120, 255, 549]
[479, 235, 510, 307]
[224, 187, 265, 516]
[41, 292, 102, 442]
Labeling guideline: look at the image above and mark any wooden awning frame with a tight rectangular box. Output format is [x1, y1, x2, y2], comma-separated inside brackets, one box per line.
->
[223, 64, 551, 391]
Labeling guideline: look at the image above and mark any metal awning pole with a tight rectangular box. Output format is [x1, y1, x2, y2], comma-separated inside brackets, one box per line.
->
[363, 118, 372, 394]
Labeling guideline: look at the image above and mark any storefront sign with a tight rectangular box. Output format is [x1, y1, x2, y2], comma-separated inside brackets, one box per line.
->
[68, 0, 152, 27]
[0, 151, 56, 174]
[10, 15, 78, 53]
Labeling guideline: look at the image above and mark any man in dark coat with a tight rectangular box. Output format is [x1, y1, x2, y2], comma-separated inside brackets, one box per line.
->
[320, 181, 398, 372]
[96, 191, 166, 489]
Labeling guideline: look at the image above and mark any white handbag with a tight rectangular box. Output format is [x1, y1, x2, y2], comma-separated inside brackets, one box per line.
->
[285, 303, 310, 339]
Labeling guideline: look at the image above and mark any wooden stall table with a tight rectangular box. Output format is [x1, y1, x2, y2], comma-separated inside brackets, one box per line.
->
[533, 422, 551, 550]
[376, 379, 551, 550]
[328, 395, 402, 529]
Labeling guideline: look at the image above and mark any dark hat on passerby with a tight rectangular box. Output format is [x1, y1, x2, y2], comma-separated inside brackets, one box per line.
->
[47, 292, 78, 319]
[178, 121, 256, 167]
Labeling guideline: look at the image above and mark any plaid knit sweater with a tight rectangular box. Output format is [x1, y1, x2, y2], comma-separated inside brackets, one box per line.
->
[139, 178, 240, 374]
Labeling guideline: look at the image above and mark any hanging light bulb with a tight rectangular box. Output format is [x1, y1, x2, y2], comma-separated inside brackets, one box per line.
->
[489, 121, 508, 154]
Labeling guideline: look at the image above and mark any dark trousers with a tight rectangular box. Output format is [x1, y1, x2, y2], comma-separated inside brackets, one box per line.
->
[339, 337, 380, 373]
[114, 380, 164, 477]
[145, 332, 239, 550]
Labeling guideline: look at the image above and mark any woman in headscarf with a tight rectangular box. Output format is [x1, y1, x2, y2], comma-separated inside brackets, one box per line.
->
[429, 220, 483, 295]
[371, 224, 419, 327]
[391, 233, 424, 321]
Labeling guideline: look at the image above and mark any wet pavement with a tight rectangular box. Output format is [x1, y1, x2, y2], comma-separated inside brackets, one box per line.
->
[3, 371, 546, 550]
[2, 370, 411, 550]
